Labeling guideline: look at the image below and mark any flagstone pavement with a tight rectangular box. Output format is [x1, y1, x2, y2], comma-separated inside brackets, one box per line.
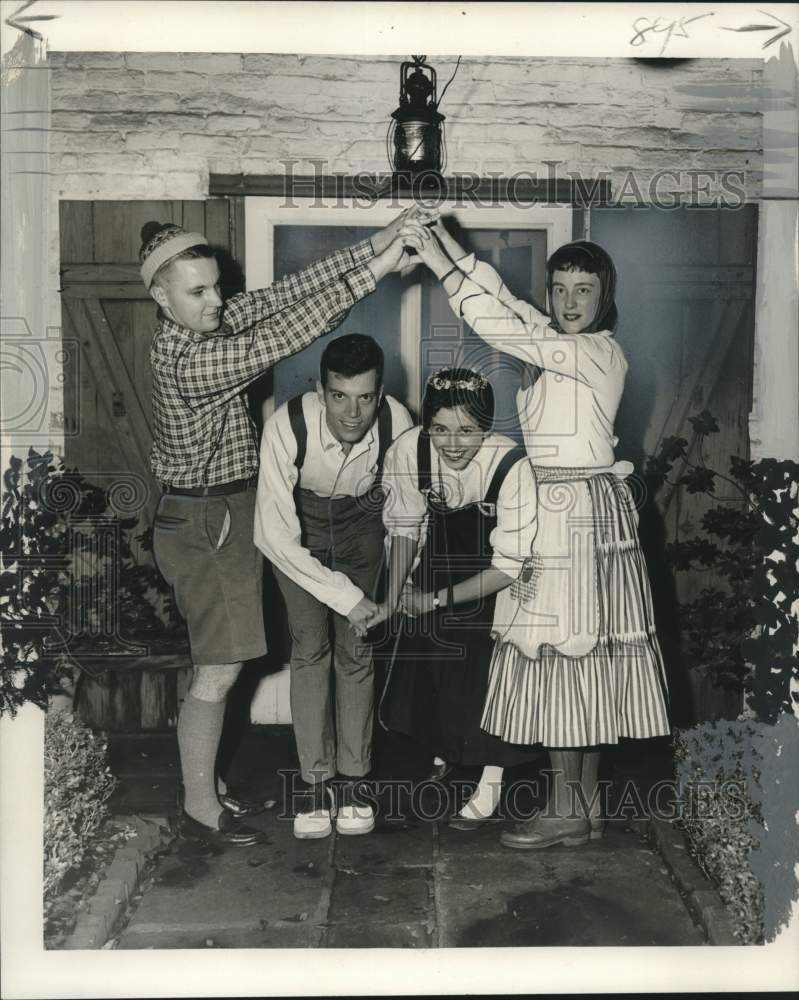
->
[107, 725, 708, 949]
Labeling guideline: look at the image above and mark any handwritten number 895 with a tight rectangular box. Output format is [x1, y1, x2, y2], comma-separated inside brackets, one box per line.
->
[630, 13, 713, 57]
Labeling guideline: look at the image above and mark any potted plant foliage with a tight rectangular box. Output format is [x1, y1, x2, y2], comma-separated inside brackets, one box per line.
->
[1, 449, 188, 729]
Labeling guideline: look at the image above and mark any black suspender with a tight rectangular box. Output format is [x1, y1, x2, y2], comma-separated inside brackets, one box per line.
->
[417, 433, 526, 507]
[374, 398, 392, 475]
[287, 394, 393, 475]
[416, 430, 432, 493]
[485, 446, 527, 505]
[287, 395, 308, 471]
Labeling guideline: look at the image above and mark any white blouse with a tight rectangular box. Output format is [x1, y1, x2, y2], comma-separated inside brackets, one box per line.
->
[445, 254, 628, 469]
[382, 426, 538, 576]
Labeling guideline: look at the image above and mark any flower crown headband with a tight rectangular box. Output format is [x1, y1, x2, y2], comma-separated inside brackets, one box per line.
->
[427, 370, 489, 392]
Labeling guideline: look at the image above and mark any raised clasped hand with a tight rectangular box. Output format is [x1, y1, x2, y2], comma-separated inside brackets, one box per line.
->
[412, 229, 452, 276]
[382, 220, 432, 274]
[373, 204, 440, 256]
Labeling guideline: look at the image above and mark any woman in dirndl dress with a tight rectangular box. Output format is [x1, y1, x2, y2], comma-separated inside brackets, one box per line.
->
[415, 226, 670, 849]
[376, 368, 538, 827]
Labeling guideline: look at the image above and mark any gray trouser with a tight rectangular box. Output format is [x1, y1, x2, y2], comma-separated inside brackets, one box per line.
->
[274, 489, 385, 784]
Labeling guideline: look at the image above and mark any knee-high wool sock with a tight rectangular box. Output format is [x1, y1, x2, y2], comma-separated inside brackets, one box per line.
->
[178, 692, 226, 829]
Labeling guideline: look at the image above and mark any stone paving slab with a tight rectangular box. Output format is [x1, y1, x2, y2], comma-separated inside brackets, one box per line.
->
[333, 817, 435, 870]
[123, 847, 329, 928]
[436, 824, 705, 947]
[119, 807, 333, 949]
[328, 867, 432, 925]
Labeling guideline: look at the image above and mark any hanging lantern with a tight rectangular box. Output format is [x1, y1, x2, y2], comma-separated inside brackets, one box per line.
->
[388, 55, 445, 176]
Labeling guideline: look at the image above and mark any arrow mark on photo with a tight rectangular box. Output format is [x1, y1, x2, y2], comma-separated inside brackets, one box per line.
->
[719, 9, 793, 49]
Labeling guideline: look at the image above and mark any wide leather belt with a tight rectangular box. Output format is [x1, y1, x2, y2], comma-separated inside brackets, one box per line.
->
[161, 476, 256, 497]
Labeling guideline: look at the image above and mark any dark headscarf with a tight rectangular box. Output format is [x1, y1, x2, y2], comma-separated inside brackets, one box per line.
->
[545, 240, 618, 333]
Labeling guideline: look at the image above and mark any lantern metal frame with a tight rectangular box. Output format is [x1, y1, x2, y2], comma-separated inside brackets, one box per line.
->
[388, 55, 447, 178]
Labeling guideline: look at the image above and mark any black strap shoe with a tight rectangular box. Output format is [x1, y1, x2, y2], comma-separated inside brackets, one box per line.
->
[177, 809, 265, 847]
[218, 792, 266, 817]
[176, 786, 266, 818]
[426, 761, 454, 783]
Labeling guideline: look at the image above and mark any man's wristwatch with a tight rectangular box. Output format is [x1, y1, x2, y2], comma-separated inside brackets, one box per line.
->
[431, 594, 441, 611]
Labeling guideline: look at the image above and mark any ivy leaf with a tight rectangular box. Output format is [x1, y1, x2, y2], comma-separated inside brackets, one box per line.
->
[662, 436, 689, 461]
[688, 410, 720, 435]
[729, 455, 755, 485]
[678, 466, 717, 494]
[702, 506, 757, 545]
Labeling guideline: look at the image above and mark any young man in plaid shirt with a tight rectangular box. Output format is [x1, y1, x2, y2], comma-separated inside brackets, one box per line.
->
[139, 208, 433, 847]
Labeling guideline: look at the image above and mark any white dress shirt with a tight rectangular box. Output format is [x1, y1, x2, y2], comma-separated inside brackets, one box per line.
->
[382, 427, 538, 576]
[254, 391, 413, 616]
[446, 254, 628, 469]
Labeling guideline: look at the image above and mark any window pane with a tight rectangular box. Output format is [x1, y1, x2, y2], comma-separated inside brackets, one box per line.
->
[272, 225, 406, 407]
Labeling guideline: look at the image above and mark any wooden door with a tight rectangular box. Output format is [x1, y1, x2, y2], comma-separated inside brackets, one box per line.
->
[59, 199, 244, 526]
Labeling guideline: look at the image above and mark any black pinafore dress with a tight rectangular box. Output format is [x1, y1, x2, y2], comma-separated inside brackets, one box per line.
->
[380, 433, 532, 767]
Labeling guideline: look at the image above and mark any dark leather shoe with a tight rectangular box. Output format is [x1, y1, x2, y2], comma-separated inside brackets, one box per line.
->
[448, 813, 501, 831]
[500, 818, 590, 850]
[177, 809, 265, 847]
[219, 792, 266, 817]
[426, 761, 454, 783]
[176, 786, 265, 818]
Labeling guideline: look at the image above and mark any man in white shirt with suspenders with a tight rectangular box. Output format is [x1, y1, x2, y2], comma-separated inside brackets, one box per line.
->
[255, 334, 412, 838]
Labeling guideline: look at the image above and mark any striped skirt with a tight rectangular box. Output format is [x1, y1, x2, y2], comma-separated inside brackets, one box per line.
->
[482, 470, 670, 748]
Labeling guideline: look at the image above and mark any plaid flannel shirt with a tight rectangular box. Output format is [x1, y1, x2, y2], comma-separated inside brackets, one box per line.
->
[149, 239, 376, 487]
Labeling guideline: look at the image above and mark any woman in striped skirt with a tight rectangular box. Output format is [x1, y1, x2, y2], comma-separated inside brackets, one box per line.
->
[415, 226, 670, 849]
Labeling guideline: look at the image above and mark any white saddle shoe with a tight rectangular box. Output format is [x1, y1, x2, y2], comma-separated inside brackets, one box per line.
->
[336, 803, 375, 836]
[293, 785, 336, 840]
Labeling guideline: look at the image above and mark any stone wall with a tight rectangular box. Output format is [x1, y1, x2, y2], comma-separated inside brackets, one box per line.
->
[48, 52, 763, 200]
[44, 51, 765, 334]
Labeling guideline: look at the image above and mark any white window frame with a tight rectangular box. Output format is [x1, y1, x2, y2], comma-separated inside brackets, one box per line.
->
[245, 198, 573, 415]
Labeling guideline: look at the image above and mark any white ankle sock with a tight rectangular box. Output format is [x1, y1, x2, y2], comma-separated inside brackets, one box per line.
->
[457, 766, 503, 819]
